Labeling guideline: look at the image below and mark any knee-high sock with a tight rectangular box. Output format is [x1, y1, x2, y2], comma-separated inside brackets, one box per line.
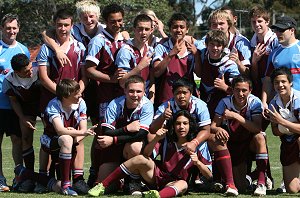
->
[256, 153, 268, 185]
[59, 152, 72, 189]
[101, 163, 139, 187]
[214, 149, 235, 186]
[159, 186, 178, 198]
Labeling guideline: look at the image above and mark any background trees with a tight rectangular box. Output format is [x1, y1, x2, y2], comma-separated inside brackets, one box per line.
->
[0, 0, 298, 47]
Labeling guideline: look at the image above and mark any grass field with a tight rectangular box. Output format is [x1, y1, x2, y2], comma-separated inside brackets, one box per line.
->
[1, 120, 299, 197]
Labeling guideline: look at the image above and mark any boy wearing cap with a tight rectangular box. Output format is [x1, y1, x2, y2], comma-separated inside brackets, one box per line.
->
[262, 16, 300, 109]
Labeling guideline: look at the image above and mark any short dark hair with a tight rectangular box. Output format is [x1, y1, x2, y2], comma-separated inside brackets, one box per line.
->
[56, 79, 80, 101]
[167, 110, 198, 142]
[11, 53, 30, 71]
[101, 3, 124, 22]
[270, 67, 293, 84]
[124, 75, 145, 89]
[133, 14, 152, 28]
[231, 75, 253, 89]
[205, 30, 228, 47]
[172, 77, 194, 93]
[53, 9, 74, 24]
[167, 13, 189, 29]
[1, 13, 19, 27]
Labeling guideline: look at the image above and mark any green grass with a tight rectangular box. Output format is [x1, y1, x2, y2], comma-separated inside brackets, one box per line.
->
[1, 121, 299, 197]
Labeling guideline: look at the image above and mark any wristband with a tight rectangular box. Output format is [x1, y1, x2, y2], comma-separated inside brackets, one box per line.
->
[113, 136, 118, 145]
[191, 139, 199, 146]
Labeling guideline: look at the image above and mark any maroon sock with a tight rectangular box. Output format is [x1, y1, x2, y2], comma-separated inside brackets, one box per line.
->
[256, 153, 268, 185]
[59, 152, 72, 189]
[23, 147, 35, 170]
[159, 186, 177, 198]
[101, 165, 127, 187]
[214, 149, 235, 186]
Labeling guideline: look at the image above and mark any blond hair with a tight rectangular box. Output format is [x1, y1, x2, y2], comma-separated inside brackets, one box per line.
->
[208, 9, 233, 28]
[75, 0, 100, 20]
[138, 9, 157, 20]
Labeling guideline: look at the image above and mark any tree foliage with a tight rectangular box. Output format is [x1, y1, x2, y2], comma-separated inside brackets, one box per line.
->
[0, 0, 172, 47]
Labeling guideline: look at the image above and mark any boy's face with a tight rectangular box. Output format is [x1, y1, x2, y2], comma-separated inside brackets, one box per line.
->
[65, 90, 82, 105]
[233, 82, 251, 107]
[210, 18, 229, 33]
[174, 115, 190, 140]
[251, 16, 269, 35]
[125, 82, 145, 109]
[80, 12, 98, 32]
[273, 74, 292, 97]
[174, 86, 191, 109]
[15, 63, 33, 78]
[105, 12, 123, 34]
[134, 21, 153, 44]
[1, 19, 19, 43]
[170, 20, 188, 41]
[55, 18, 73, 40]
[207, 41, 224, 59]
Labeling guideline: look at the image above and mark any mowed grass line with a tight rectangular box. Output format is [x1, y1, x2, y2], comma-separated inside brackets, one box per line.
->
[1, 121, 299, 197]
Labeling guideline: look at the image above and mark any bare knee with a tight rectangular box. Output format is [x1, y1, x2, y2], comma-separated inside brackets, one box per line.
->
[123, 142, 143, 159]
[170, 180, 188, 195]
[253, 133, 266, 145]
[58, 135, 73, 149]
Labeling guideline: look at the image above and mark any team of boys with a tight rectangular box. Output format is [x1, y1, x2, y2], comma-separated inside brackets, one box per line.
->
[0, 0, 300, 197]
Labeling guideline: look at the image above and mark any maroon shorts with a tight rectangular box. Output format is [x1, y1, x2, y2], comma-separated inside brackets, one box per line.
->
[280, 137, 300, 166]
[227, 130, 254, 166]
[93, 143, 124, 169]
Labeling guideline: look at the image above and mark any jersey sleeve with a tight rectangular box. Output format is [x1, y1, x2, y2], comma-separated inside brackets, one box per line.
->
[236, 38, 251, 66]
[194, 99, 211, 126]
[115, 46, 133, 71]
[139, 98, 154, 132]
[153, 43, 167, 62]
[36, 44, 51, 66]
[101, 99, 119, 130]
[78, 99, 87, 122]
[46, 100, 62, 124]
[86, 36, 105, 65]
[215, 99, 226, 117]
[249, 97, 263, 117]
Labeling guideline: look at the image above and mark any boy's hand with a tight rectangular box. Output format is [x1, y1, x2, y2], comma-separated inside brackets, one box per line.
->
[126, 120, 140, 132]
[215, 128, 229, 145]
[21, 119, 36, 130]
[154, 128, 167, 140]
[97, 135, 113, 148]
[85, 125, 97, 136]
[189, 151, 200, 165]
[163, 101, 172, 121]
[223, 109, 237, 120]
[55, 50, 72, 67]
[185, 38, 197, 55]
[252, 43, 266, 64]
[169, 39, 184, 58]
[214, 75, 228, 92]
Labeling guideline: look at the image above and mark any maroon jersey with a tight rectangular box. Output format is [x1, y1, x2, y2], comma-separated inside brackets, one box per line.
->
[86, 30, 125, 104]
[153, 38, 196, 106]
[37, 39, 86, 113]
[3, 67, 40, 116]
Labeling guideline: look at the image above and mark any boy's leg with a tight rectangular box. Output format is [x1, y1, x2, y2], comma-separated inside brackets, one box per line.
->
[89, 155, 155, 196]
[57, 135, 74, 194]
[283, 162, 300, 193]
[72, 140, 89, 194]
[250, 133, 268, 196]
[20, 115, 36, 170]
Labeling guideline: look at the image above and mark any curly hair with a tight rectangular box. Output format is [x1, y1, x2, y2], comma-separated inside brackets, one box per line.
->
[166, 110, 198, 142]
